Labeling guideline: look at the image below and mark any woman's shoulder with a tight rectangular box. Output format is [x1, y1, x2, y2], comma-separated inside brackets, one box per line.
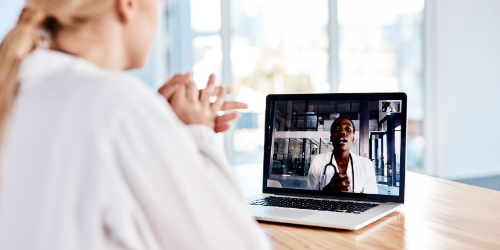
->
[23, 49, 162, 108]
[312, 152, 331, 160]
[76, 66, 172, 116]
[351, 153, 374, 167]
[92, 72, 173, 120]
[44, 62, 173, 128]
[310, 152, 330, 166]
[79, 70, 159, 103]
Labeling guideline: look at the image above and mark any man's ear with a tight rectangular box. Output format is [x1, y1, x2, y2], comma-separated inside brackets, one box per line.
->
[116, 0, 137, 23]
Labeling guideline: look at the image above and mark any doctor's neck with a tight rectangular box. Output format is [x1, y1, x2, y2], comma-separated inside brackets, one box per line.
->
[333, 149, 350, 164]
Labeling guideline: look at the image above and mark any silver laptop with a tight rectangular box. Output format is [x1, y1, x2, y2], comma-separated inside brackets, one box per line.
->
[247, 93, 406, 230]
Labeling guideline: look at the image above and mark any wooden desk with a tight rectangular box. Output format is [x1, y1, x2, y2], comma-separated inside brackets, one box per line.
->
[258, 172, 500, 249]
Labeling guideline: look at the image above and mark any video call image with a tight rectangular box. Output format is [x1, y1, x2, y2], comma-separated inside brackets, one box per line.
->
[267, 99, 402, 196]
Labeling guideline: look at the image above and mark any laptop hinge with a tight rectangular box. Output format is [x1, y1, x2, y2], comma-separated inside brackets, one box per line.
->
[272, 192, 388, 203]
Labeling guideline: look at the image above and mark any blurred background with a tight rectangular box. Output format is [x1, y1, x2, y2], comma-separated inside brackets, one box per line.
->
[1, 0, 499, 193]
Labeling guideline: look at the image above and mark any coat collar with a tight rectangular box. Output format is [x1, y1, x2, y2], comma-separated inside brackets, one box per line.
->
[323, 151, 357, 166]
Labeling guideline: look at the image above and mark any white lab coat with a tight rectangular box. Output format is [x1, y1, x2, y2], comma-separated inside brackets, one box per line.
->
[306, 151, 378, 194]
[0, 49, 270, 250]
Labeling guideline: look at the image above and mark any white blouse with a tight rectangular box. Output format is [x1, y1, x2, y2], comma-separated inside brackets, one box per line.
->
[0, 49, 270, 250]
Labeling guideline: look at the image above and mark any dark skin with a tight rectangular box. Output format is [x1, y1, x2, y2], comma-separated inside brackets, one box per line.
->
[326, 118, 355, 192]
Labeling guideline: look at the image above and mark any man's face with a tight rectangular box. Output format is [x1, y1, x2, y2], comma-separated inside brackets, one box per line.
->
[330, 118, 355, 151]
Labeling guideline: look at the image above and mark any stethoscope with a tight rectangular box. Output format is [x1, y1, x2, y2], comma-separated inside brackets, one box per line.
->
[320, 152, 355, 191]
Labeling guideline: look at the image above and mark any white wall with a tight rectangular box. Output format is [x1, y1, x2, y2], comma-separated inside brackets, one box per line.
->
[425, 0, 500, 179]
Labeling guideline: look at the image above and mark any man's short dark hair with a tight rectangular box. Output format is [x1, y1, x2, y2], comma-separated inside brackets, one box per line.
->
[330, 116, 356, 134]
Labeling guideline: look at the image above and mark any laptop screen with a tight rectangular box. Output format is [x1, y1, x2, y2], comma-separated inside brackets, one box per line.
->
[263, 93, 406, 202]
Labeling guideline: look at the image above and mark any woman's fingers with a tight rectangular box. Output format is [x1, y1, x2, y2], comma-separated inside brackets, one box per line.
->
[332, 181, 344, 188]
[341, 175, 351, 187]
[215, 112, 240, 125]
[214, 124, 231, 133]
[167, 73, 245, 133]
[213, 113, 241, 133]
[331, 174, 350, 187]
[185, 80, 199, 102]
[158, 72, 191, 100]
[211, 86, 226, 115]
[212, 99, 246, 133]
[200, 74, 215, 104]
[159, 83, 183, 101]
[158, 75, 183, 99]
[221, 101, 249, 111]
[170, 83, 187, 106]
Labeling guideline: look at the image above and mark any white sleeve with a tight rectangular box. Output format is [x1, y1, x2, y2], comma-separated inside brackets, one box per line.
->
[186, 124, 244, 198]
[109, 94, 270, 250]
[363, 160, 379, 194]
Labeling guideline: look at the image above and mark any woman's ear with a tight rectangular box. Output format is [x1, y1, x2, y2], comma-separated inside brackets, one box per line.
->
[115, 0, 137, 23]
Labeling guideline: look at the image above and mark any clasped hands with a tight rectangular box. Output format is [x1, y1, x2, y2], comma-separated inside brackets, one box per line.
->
[322, 173, 352, 193]
[158, 72, 247, 133]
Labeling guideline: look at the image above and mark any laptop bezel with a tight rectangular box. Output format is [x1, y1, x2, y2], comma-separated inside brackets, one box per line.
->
[262, 92, 407, 203]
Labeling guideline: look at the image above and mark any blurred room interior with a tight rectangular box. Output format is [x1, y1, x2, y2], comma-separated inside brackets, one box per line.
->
[1, 0, 499, 194]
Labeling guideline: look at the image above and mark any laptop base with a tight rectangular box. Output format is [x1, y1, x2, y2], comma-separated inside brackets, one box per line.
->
[247, 194, 402, 230]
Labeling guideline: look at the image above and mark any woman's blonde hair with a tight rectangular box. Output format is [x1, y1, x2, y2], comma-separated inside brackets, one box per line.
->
[0, 0, 113, 143]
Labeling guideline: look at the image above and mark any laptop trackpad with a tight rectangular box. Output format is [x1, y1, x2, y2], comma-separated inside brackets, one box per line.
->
[255, 208, 315, 219]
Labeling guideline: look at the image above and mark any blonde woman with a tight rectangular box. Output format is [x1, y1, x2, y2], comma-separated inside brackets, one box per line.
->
[0, 0, 270, 249]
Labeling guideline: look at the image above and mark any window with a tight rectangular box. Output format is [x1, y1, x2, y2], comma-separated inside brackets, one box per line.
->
[336, 0, 425, 171]
[229, 0, 330, 165]
[168, 0, 425, 171]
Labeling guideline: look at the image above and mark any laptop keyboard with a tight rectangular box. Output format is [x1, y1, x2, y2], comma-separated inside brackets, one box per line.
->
[249, 196, 379, 214]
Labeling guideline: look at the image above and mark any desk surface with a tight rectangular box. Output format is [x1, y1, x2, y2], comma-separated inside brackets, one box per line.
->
[257, 172, 500, 250]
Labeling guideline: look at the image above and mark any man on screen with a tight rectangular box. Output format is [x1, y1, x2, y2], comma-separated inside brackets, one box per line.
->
[306, 117, 378, 194]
